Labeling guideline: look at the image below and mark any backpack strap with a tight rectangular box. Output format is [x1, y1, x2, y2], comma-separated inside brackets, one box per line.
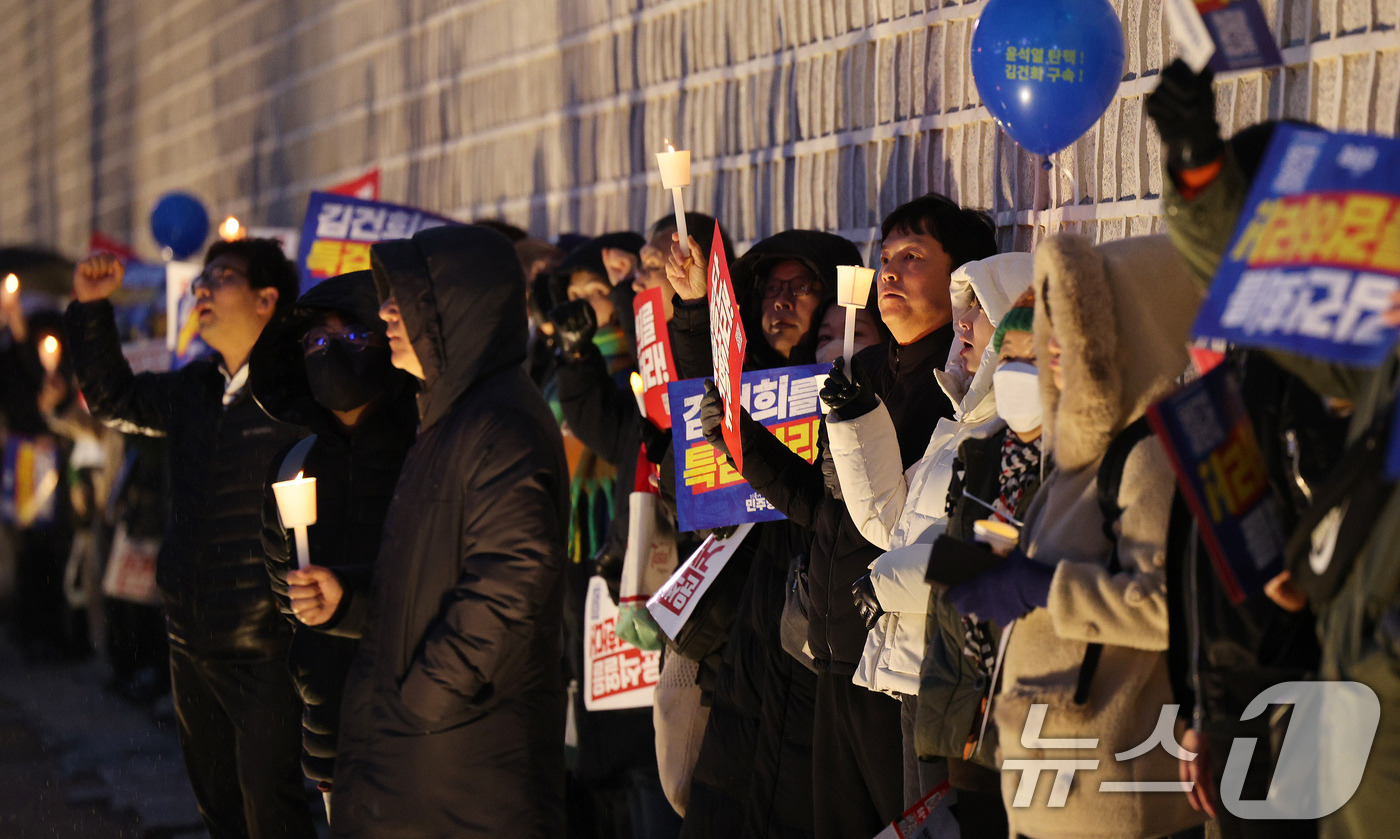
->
[276, 435, 318, 483]
[1074, 416, 1154, 705]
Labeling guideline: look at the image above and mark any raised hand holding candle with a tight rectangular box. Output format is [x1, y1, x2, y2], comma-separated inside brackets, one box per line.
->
[835, 266, 876, 366]
[272, 471, 318, 569]
[655, 141, 691, 258]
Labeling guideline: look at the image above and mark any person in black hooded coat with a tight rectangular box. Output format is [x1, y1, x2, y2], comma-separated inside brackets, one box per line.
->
[300, 226, 569, 839]
[664, 229, 857, 839]
[249, 271, 419, 802]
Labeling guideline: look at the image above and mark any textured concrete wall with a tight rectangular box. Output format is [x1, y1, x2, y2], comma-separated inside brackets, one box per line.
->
[0, 0, 1396, 261]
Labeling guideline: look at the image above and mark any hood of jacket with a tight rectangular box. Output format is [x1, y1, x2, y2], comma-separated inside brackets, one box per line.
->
[250, 270, 417, 436]
[935, 252, 1034, 423]
[1033, 234, 1201, 470]
[371, 225, 530, 430]
[731, 229, 858, 369]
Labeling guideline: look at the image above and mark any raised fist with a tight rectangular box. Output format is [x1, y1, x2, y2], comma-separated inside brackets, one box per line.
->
[73, 254, 125, 303]
[666, 233, 708, 301]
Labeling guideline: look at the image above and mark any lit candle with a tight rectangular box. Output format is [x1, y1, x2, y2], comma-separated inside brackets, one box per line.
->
[220, 216, 243, 241]
[655, 141, 691, 258]
[630, 371, 648, 416]
[272, 471, 318, 569]
[835, 266, 876, 366]
[3, 273, 18, 297]
[39, 335, 60, 374]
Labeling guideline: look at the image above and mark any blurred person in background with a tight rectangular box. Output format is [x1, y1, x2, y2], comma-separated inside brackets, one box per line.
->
[64, 245, 315, 839]
[250, 271, 418, 821]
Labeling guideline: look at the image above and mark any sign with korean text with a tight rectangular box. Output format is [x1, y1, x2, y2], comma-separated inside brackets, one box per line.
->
[1165, 0, 1283, 73]
[872, 779, 957, 839]
[327, 168, 380, 201]
[707, 223, 746, 471]
[583, 576, 660, 711]
[296, 192, 454, 291]
[646, 524, 755, 640]
[1192, 126, 1400, 366]
[1, 435, 58, 527]
[632, 286, 677, 429]
[1147, 364, 1285, 603]
[668, 364, 828, 531]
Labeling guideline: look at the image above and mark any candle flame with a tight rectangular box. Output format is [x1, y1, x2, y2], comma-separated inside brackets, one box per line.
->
[663, 139, 675, 153]
[630, 371, 645, 396]
[295, 470, 304, 480]
[3, 274, 17, 295]
[42, 335, 58, 354]
[220, 216, 242, 240]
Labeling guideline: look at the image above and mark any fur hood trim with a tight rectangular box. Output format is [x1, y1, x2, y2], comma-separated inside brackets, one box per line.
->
[1033, 235, 1201, 470]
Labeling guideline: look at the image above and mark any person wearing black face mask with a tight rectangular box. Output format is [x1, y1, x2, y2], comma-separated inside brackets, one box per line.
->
[248, 271, 419, 821]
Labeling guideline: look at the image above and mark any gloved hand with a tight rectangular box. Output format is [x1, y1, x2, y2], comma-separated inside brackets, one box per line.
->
[615, 604, 666, 651]
[1145, 59, 1223, 172]
[820, 444, 842, 500]
[852, 573, 884, 629]
[820, 357, 879, 420]
[546, 299, 598, 358]
[947, 549, 1055, 627]
[700, 379, 730, 457]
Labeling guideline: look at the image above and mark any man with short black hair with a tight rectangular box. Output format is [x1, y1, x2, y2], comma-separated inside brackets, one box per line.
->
[64, 243, 315, 839]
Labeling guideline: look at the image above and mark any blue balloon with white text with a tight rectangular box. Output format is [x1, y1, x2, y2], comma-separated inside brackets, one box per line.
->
[150, 192, 210, 261]
[971, 0, 1126, 158]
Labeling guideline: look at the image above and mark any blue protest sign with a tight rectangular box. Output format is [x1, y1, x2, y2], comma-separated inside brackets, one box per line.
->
[1191, 125, 1400, 367]
[1147, 364, 1286, 603]
[669, 364, 828, 532]
[296, 192, 456, 292]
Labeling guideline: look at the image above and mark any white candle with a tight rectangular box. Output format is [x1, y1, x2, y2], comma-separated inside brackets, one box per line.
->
[272, 471, 318, 569]
[39, 335, 60, 374]
[630, 371, 648, 416]
[835, 266, 876, 366]
[655, 142, 691, 258]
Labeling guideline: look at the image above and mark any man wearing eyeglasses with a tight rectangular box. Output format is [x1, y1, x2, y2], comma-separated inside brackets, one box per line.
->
[65, 242, 316, 839]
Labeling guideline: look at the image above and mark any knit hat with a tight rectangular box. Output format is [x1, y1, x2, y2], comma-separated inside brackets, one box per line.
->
[992, 286, 1035, 353]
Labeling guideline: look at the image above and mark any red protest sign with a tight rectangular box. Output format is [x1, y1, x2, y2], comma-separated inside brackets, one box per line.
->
[706, 221, 745, 472]
[327, 169, 380, 201]
[632, 286, 677, 429]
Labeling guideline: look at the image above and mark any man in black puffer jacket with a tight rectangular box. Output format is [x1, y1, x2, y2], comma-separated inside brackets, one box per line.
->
[287, 225, 570, 838]
[64, 245, 315, 839]
[250, 271, 418, 817]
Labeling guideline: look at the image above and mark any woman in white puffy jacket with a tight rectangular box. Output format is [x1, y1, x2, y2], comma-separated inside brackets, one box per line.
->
[823, 252, 1034, 704]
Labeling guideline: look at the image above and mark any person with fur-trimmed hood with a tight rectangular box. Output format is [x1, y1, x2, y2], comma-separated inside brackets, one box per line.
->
[947, 234, 1207, 839]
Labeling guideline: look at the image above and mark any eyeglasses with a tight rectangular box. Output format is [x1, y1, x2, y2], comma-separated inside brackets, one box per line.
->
[302, 326, 380, 355]
[761, 278, 821, 299]
[192, 265, 247, 294]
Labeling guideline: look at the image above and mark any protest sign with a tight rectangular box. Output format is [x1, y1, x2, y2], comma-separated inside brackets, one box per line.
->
[327, 168, 380, 201]
[1165, 0, 1282, 73]
[646, 524, 754, 640]
[1, 435, 58, 527]
[1192, 125, 1400, 367]
[1147, 364, 1286, 603]
[872, 779, 957, 839]
[669, 364, 828, 532]
[632, 286, 677, 429]
[707, 223, 745, 471]
[583, 576, 660, 711]
[296, 192, 454, 291]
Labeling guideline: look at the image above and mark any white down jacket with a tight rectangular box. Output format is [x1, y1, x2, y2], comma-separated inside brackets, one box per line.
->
[827, 253, 1033, 696]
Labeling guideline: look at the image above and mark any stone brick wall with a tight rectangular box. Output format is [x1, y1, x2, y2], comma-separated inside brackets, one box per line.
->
[0, 0, 1395, 260]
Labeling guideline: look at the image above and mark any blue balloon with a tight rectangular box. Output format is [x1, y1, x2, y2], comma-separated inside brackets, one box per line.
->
[150, 192, 210, 260]
[971, 0, 1126, 159]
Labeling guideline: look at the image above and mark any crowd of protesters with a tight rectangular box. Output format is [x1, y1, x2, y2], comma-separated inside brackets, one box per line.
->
[0, 58, 1397, 839]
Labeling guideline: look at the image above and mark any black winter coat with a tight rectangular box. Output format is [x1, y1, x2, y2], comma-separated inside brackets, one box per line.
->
[64, 299, 302, 655]
[331, 226, 569, 839]
[252, 271, 419, 784]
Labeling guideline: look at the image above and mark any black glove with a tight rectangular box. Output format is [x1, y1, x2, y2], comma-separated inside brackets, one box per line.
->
[546, 299, 598, 358]
[852, 573, 884, 629]
[700, 379, 730, 457]
[819, 357, 879, 420]
[820, 443, 842, 500]
[1145, 59, 1223, 172]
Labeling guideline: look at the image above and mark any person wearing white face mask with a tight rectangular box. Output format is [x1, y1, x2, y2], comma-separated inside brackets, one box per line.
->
[819, 252, 1033, 815]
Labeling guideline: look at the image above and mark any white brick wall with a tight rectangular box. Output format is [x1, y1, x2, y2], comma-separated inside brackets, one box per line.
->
[0, 0, 1395, 261]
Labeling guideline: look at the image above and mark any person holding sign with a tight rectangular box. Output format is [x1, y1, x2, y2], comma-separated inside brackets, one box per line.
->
[64, 245, 315, 839]
[249, 271, 419, 819]
[301, 226, 568, 839]
[668, 228, 853, 839]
